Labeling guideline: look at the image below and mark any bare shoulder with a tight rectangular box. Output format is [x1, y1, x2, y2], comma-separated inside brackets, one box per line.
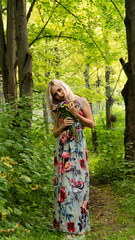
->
[82, 98, 93, 116]
[74, 94, 79, 100]
[80, 97, 90, 107]
[82, 97, 89, 104]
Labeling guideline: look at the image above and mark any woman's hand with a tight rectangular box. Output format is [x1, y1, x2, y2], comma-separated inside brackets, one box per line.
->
[53, 117, 74, 138]
[62, 117, 74, 128]
[66, 102, 80, 118]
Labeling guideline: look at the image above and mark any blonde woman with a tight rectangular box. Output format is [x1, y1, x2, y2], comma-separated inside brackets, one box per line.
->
[46, 80, 94, 237]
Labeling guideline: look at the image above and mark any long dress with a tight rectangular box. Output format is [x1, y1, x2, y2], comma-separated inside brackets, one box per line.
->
[53, 97, 90, 234]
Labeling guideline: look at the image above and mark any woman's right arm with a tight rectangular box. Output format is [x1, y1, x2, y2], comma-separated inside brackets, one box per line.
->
[53, 117, 74, 138]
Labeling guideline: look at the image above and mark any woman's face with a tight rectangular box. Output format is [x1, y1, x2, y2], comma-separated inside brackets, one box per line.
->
[51, 85, 67, 101]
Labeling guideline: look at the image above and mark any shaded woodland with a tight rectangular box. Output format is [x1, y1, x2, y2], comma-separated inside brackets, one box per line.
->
[0, 0, 135, 239]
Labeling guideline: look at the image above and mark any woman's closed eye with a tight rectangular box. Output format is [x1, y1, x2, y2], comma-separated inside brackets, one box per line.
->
[58, 88, 62, 92]
[53, 88, 62, 97]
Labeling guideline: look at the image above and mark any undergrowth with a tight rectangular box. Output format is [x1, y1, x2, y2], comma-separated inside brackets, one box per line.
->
[0, 102, 135, 239]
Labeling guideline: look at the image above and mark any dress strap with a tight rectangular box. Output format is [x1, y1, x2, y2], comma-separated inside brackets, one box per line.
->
[77, 97, 84, 110]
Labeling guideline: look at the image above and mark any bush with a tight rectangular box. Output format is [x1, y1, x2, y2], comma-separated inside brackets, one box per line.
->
[84, 106, 127, 183]
[0, 100, 55, 234]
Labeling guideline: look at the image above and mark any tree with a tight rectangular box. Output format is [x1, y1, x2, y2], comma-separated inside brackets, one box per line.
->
[0, 0, 33, 105]
[105, 65, 111, 128]
[83, 62, 98, 151]
[120, 0, 135, 163]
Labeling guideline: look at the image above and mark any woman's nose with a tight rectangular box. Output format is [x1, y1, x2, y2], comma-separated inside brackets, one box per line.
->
[58, 92, 62, 96]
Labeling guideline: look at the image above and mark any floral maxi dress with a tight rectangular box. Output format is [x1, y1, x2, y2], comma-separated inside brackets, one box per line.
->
[53, 97, 90, 234]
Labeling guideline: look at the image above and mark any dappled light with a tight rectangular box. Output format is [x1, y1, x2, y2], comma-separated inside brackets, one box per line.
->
[0, 0, 135, 239]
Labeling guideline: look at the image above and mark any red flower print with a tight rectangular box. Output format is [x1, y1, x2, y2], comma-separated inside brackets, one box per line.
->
[67, 130, 74, 141]
[62, 152, 69, 159]
[67, 222, 75, 233]
[85, 148, 88, 163]
[59, 161, 64, 174]
[54, 156, 58, 166]
[58, 187, 66, 203]
[81, 200, 88, 215]
[60, 131, 67, 144]
[80, 159, 85, 169]
[76, 180, 84, 190]
[53, 218, 59, 228]
[64, 161, 72, 172]
[71, 178, 76, 184]
[79, 110, 84, 117]
[53, 176, 58, 186]
[71, 179, 84, 191]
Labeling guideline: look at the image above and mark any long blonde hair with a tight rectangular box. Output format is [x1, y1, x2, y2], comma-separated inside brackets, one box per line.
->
[46, 79, 74, 117]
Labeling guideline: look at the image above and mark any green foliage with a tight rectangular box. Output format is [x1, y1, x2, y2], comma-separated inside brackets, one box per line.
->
[113, 179, 135, 217]
[0, 96, 134, 240]
[0, 99, 54, 236]
[84, 105, 127, 183]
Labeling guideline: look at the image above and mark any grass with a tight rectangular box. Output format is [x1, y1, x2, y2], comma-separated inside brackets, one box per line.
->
[0, 105, 134, 240]
[0, 180, 135, 240]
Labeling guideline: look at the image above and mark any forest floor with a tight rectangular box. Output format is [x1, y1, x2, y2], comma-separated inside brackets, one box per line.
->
[85, 183, 135, 240]
[1, 183, 135, 240]
[42, 183, 135, 240]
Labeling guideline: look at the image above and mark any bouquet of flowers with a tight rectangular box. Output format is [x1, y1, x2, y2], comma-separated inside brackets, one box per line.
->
[53, 99, 80, 139]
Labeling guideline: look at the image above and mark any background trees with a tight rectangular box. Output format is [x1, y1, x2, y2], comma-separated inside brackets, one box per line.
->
[120, 0, 135, 163]
[0, 0, 33, 104]
[0, 0, 135, 239]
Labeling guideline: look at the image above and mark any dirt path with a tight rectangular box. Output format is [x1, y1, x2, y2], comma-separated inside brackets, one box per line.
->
[89, 184, 119, 233]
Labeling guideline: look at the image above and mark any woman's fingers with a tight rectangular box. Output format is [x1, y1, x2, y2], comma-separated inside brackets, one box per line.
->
[66, 117, 73, 120]
[67, 102, 74, 110]
[64, 117, 74, 126]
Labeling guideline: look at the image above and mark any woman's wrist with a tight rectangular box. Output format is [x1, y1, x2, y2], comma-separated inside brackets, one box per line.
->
[74, 113, 80, 119]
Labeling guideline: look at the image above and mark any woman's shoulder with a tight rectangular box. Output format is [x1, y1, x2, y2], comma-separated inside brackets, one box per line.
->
[74, 95, 86, 109]
[74, 95, 85, 100]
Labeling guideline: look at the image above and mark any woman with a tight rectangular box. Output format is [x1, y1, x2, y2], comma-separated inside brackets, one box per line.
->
[46, 79, 94, 237]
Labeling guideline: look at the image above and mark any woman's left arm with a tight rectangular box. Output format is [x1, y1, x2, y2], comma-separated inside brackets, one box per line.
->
[68, 98, 94, 129]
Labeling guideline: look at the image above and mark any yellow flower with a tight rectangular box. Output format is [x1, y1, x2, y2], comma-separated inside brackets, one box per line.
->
[16, 223, 21, 228]
[1, 210, 6, 220]
[30, 184, 39, 190]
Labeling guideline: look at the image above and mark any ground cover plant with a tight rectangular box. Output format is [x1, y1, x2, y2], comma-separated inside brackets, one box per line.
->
[0, 0, 135, 239]
[0, 101, 135, 240]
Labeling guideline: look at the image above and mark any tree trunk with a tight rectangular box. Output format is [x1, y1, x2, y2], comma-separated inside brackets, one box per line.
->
[120, 0, 135, 162]
[105, 65, 111, 128]
[0, 0, 17, 103]
[43, 94, 49, 133]
[54, 46, 60, 79]
[15, 0, 33, 99]
[0, 70, 4, 111]
[84, 63, 98, 152]
[96, 69, 102, 112]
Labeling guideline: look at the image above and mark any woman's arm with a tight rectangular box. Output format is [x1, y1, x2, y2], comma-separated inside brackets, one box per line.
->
[53, 116, 74, 138]
[67, 98, 94, 129]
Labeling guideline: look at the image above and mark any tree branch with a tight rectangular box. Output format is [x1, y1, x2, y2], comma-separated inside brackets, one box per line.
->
[68, 65, 83, 79]
[68, 56, 84, 72]
[111, 67, 123, 97]
[109, 0, 124, 20]
[120, 58, 131, 78]
[37, 6, 44, 23]
[29, 1, 61, 47]
[30, 34, 102, 57]
[54, 0, 108, 63]
[27, 0, 37, 22]
[33, 34, 81, 42]
[2, 7, 7, 13]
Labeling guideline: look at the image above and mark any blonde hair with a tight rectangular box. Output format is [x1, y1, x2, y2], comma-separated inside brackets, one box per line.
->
[46, 79, 74, 117]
